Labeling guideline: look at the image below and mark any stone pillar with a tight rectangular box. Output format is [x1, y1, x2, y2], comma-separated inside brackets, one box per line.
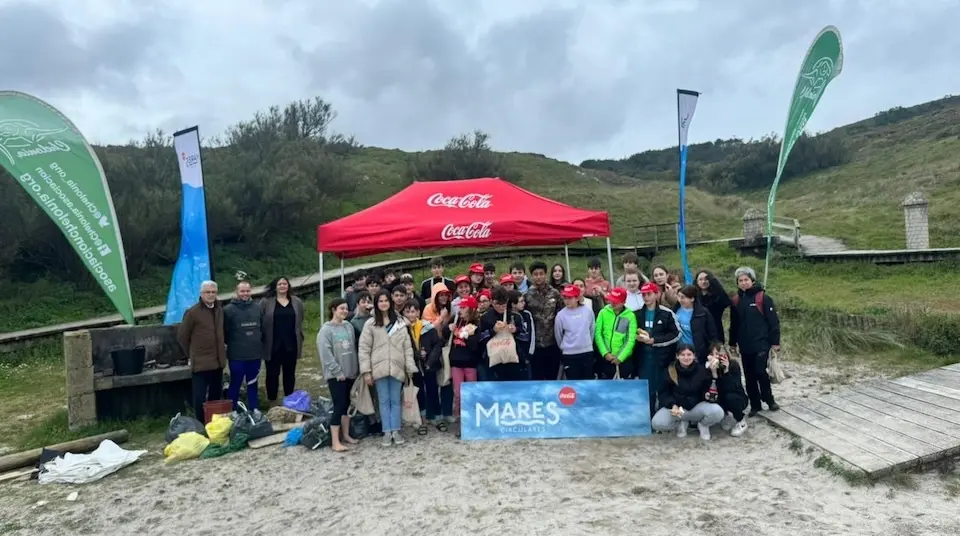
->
[65, 330, 97, 430]
[902, 191, 929, 250]
[742, 208, 765, 242]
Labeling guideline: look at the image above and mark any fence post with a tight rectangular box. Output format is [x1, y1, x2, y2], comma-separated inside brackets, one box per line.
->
[675, 222, 680, 250]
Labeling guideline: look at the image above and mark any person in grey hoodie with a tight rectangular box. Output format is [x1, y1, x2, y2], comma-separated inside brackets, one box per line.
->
[318, 298, 360, 452]
[553, 284, 597, 380]
[223, 280, 264, 410]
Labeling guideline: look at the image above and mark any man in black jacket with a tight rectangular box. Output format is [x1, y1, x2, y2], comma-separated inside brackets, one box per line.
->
[223, 281, 264, 410]
[420, 256, 456, 301]
[729, 266, 781, 417]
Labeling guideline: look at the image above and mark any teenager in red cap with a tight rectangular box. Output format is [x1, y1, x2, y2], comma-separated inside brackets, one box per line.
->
[474, 288, 494, 381]
[476, 288, 492, 315]
[468, 263, 485, 291]
[636, 281, 681, 417]
[499, 273, 516, 292]
[451, 275, 472, 317]
[594, 287, 637, 379]
[449, 295, 481, 437]
[554, 285, 596, 380]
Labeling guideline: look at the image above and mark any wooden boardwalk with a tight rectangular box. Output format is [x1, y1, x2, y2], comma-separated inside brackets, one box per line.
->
[763, 363, 960, 477]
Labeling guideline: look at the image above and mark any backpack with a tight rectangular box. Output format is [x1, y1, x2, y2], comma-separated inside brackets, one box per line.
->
[731, 291, 765, 316]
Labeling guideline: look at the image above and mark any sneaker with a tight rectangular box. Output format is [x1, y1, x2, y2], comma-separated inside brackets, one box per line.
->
[381, 433, 393, 447]
[730, 419, 748, 437]
[676, 420, 688, 438]
[748, 409, 761, 418]
[445, 415, 457, 424]
[697, 422, 712, 441]
[392, 431, 406, 445]
[720, 412, 735, 432]
[766, 402, 780, 412]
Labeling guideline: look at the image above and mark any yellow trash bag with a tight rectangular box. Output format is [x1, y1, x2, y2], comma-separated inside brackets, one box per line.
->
[205, 414, 233, 446]
[163, 432, 210, 464]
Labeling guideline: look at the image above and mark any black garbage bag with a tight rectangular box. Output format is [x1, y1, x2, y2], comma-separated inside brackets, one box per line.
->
[308, 397, 335, 419]
[368, 419, 382, 435]
[231, 402, 274, 440]
[165, 413, 207, 443]
[300, 416, 332, 450]
[349, 414, 370, 439]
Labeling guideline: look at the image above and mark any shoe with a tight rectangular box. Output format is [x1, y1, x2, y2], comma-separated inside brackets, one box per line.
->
[767, 402, 780, 412]
[748, 409, 761, 418]
[392, 431, 406, 445]
[730, 419, 748, 437]
[445, 415, 457, 424]
[380, 433, 393, 447]
[676, 420, 688, 438]
[720, 412, 735, 432]
[697, 422, 712, 440]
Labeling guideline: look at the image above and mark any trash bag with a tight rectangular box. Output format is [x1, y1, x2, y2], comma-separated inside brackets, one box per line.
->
[231, 402, 274, 440]
[349, 414, 370, 439]
[165, 413, 206, 443]
[200, 432, 249, 459]
[205, 414, 233, 446]
[284, 427, 304, 447]
[163, 432, 210, 464]
[283, 390, 312, 413]
[308, 397, 335, 419]
[368, 419, 383, 436]
[300, 417, 332, 450]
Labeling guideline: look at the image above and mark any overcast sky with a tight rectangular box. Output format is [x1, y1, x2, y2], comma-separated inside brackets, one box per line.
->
[3, 0, 957, 163]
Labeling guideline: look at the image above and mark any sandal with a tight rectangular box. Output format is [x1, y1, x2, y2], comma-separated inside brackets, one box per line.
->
[417, 425, 428, 436]
[436, 421, 449, 432]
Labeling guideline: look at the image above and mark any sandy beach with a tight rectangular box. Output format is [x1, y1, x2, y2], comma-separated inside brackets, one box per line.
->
[2, 361, 960, 536]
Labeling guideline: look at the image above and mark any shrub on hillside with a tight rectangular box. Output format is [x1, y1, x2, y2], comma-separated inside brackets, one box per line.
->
[410, 130, 511, 183]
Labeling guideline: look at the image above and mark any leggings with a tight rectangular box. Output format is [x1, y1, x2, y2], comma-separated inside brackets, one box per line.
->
[266, 347, 297, 401]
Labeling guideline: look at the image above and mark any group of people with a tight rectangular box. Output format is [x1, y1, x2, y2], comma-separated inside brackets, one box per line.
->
[176, 252, 783, 451]
[316, 254, 782, 449]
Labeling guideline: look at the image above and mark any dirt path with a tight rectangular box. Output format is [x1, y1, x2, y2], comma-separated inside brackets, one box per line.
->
[2, 361, 960, 536]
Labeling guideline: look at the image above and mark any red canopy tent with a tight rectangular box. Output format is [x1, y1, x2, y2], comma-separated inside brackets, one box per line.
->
[316, 177, 613, 303]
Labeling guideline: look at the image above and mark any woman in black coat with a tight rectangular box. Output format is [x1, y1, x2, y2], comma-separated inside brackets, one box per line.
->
[695, 270, 732, 344]
[675, 285, 720, 364]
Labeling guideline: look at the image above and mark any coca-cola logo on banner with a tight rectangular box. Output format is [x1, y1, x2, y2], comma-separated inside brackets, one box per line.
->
[427, 193, 492, 209]
[441, 222, 492, 241]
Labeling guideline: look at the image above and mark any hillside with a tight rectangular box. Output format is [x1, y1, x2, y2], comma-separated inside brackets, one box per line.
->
[1, 95, 960, 331]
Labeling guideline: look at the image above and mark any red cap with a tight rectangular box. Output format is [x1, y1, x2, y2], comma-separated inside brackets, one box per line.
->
[640, 282, 660, 295]
[469, 263, 484, 274]
[560, 284, 581, 298]
[605, 287, 627, 305]
[454, 275, 470, 285]
[459, 295, 478, 309]
[477, 288, 492, 300]
[499, 274, 514, 285]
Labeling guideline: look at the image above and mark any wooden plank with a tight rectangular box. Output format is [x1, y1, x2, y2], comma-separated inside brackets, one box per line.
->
[871, 381, 960, 414]
[831, 391, 960, 447]
[0, 468, 37, 483]
[915, 369, 960, 391]
[894, 377, 960, 402]
[780, 402, 910, 465]
[940, 363, 960, 374]
[248, 433, 289, 449]
[855, 384, 960, 429]
[761, 410, 889, 475]
[802, 399, 937, 459]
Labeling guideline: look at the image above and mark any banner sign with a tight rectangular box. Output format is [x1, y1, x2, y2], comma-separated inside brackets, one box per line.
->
[0, 91, 135, 324]
[764, 26, 843, 285]
[164, 127, 212, 325]
[460, 380, 651, 440]
[676, 89, 700, 285]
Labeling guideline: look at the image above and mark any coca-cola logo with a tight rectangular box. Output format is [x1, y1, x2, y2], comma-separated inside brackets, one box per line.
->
[558, 386, 577, 406]
[427, 193, 492, 209]
[441, 222, 492, 241]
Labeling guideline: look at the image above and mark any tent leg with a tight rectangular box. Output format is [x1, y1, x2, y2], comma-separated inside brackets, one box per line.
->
[340, 257, 345, 295]
[605, 237, 615, 284]
[564, 244, 571, 284]
[319, 253, 325, 313]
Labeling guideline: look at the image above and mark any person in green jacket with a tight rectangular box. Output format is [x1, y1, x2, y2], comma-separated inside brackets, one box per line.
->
[594, 287, 638, 379]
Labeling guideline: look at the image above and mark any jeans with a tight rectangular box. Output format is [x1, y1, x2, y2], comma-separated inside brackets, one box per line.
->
[651, 402, 725, 431]
[637, 353, 663, 417]
[742, 351, 775, 410]
[419, 371, 454, 420]
[374, 376, 403, 433]
[531, 345, 561, 381]
[477, 361, 495, 382]
[561, 352, 595, 380]
[227, 359, 261, 410]
[192, 369, 223, 418]
[452, 367, 478, 418]
[266, 347, 297, 401]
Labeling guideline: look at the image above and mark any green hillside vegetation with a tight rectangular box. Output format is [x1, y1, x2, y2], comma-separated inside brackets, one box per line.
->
[1, 95, 960, 331]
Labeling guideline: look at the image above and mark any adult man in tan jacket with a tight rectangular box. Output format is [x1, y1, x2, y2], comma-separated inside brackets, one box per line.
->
[177, 280, 227, 418]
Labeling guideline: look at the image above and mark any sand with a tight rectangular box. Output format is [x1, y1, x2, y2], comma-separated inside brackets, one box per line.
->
[2, 361, 960, 536]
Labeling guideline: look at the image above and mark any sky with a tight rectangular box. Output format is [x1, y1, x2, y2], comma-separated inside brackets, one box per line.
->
[2, 0, 958, 164]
